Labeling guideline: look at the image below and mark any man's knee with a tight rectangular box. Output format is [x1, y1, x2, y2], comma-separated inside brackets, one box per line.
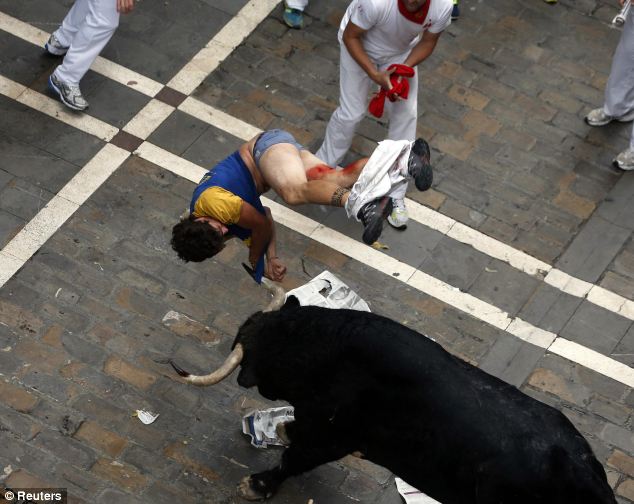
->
[277, 185, 304, 206]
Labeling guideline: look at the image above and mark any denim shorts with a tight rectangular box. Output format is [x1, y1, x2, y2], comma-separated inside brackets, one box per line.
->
[253, 129, 306, 166]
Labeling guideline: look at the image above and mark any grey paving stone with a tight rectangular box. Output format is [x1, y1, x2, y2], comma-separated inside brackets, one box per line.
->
[612, 324, 634, 367]
[0, 211, 24, 248]
[420, 236, 492, 291]
[0, 30, 58, 87]
[556, 215, 631, 282]
[597, 171, 634, 231]
[479, 334, 546, 387]
[560, 301, 632, 356]
[518, 283, 583, 334]
[182, 125, 243, 168]
[147, 110, 209, 157]
[0, 96, 105, 166]
[75, 72, 152, 129]
[468, 260, 540, 316]
[0, 177, 54, 221]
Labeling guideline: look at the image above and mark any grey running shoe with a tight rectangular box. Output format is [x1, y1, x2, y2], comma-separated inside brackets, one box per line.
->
[613, 148, 634, 171]
[358, 196, 393, 245]
[387, 197, 408, 230]
[48, 74, 89, 111]
[45, 33, 68, 56]
[408, 138, 433, 191]
[585, 107, 634, 126]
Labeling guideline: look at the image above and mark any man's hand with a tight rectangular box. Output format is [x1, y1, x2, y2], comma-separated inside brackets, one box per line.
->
[265, 257, 287, 282]
[117, 0, 135, 14]
[371, 66, 396, 92]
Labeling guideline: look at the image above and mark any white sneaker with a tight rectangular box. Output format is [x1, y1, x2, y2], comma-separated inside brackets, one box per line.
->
[585, 107, 634, 126]
[613, 148, 634, 171]
[48, 73, 89, 111]
[387, 198, 409, 230]
[45, 33, 68, 56]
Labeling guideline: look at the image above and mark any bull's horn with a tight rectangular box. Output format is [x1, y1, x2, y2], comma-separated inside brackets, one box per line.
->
[262, 277, 286, 312]
[169, 343, 244, 386]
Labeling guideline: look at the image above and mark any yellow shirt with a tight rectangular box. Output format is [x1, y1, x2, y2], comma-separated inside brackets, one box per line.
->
[192, 187, 243, 223]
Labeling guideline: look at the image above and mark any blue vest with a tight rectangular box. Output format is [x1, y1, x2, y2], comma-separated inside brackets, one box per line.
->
[190, 151, 266, 283]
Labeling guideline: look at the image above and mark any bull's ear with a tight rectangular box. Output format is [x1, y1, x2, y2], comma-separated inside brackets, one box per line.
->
[281, 295, 300, 311]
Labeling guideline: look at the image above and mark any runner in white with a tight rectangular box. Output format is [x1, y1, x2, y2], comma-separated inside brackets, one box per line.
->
[45, 0, 135, 111]
[316, 0, 452, 230]
[584, 0, 634, 171]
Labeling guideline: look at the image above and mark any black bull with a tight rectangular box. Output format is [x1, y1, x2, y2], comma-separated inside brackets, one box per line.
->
[171, 298, 616, 503]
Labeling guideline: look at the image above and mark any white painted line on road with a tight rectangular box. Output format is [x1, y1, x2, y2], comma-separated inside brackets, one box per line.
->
[1, 196, 79, 263]
[0, 12, 162, 97]
[543, 269, 593, 297]
[587, 285, 634, 320]
[549, 338, 634, 389]
[447, 220, 551, 277]
[57, 144, 130, 205]
[0, 252, 23, 288]
[179, 97, 262, 141]
[135, 142, 206, 182]
[0, 74, 26, 99]
[167, 0, 281, 95]
[123, 99, 175, 140]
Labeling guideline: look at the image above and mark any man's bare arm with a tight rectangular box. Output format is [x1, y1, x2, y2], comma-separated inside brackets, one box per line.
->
[343, 21, 395, 91]
[237, 202, 272, 269]
[403, 30, 443, 68]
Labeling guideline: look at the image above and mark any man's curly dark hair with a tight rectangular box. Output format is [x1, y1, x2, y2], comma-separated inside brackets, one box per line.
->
[171, 215, 225, 262]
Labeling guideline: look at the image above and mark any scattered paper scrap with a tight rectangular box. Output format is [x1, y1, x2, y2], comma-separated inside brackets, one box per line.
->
[371, 241, 389, 250]
[395, 477, 441, 504]
[134, 409, 159, 424]
[242, 406, 294, 448]
[285, 271, 370, 312]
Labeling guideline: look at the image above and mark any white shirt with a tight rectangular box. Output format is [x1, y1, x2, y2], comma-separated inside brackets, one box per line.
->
[338, 0, 452, 64]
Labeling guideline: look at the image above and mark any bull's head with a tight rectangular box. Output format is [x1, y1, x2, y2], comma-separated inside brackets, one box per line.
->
[169, 278, 286, 386]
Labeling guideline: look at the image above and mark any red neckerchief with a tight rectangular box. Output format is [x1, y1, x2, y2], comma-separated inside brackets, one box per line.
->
[397, 0, 430, 24]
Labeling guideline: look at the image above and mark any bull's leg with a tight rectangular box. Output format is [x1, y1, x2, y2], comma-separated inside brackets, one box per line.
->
[238, 424, 351, 501]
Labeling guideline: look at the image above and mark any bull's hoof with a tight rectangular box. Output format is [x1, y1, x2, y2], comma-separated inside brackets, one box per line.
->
[237, 475, 272, 501]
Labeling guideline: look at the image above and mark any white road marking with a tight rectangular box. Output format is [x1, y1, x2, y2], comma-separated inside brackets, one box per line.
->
[123, 99, 175, 140]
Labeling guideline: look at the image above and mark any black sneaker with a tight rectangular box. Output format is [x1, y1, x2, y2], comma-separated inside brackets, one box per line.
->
[357, 196, 393, 245]
[409, 138, 433, 191]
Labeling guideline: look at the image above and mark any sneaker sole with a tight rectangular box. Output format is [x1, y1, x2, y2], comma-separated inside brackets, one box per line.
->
[613, 159, 634, 171]
[361, 199, 393, 244]
[387, 218, 407, 231]
[44, 43, 67, 56]
[415, 164, 433, 191]
[585, 110, 634, 127]
[585, 116, 613, 127]
[48, 76, 88, 111]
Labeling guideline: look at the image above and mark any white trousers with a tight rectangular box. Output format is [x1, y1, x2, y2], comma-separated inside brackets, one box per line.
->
[604, 9, 634, 149]
[317, 44, 419, 171]
[53, 0, 120, 85]
[286, 0, 308, 9]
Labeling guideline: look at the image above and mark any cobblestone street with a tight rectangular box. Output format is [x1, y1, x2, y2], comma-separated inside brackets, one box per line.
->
[0, 0, 633, 502]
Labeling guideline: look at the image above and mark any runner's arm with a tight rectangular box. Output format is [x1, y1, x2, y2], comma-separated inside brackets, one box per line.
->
[237, 201, 272, 269]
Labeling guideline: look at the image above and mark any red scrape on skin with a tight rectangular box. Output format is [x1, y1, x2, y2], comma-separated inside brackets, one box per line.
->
[306, 164, 334, 180]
